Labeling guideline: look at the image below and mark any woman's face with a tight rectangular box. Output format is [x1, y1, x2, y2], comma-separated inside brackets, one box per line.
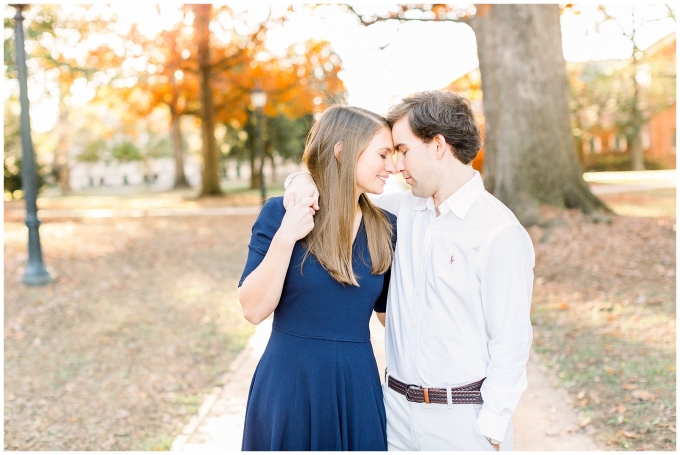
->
[355, 126, 396, 196]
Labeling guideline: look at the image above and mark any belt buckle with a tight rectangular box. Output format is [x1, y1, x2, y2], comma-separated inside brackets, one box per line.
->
[405, 384, 420, 402]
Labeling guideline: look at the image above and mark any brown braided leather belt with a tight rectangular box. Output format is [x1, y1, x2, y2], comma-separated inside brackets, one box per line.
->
[388, 375, 485, 404]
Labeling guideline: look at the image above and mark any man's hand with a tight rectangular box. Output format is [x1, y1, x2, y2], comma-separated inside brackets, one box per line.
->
[283, 173, 319, 211]
[485, 436, 500, 451]
[376, 312, 386, 327]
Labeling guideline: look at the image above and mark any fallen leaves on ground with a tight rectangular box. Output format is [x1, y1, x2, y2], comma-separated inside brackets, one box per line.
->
[4, 212, 257, 450]
[632, 390, 656, 402]
[529, 200, 676, 451]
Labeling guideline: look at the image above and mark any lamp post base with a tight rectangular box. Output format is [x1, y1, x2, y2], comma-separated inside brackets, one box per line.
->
[22, 266, 52, 286]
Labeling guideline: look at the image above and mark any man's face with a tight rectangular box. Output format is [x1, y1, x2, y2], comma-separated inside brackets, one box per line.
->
[392, 116, 437, 198]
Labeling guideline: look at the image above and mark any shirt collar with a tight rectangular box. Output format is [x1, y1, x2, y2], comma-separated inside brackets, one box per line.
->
[410, 171, 485, 218]
[413, 195, 429, 211]
[440, 171, 485, 219]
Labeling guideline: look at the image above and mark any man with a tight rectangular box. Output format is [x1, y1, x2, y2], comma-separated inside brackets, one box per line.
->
[284, 91, 534, 451]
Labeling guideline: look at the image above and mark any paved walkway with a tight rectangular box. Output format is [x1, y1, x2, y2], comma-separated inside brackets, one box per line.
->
[586, 169, 676, 194]
[171, 315, 600, 451]
[4, 206, 262, 220]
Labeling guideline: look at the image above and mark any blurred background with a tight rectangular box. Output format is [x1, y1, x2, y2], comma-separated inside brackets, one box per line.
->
[4, 3, 676, 451]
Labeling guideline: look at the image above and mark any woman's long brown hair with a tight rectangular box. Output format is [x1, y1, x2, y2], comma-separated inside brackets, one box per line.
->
[301, 105, 394, 286]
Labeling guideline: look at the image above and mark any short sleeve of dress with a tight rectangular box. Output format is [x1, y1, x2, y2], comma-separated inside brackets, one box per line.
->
[373, 211, 398, 313]
[238, 197, 286, 287]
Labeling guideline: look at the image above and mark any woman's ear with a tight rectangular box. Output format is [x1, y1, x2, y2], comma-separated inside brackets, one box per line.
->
[334, 142, 342, 162]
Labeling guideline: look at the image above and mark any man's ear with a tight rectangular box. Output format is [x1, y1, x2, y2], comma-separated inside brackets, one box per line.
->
[433, 135, 450, 160]
[334, 142, 342, 162]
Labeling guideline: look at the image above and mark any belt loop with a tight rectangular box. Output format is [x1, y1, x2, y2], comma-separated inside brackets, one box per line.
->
[446, 385, 453, 408]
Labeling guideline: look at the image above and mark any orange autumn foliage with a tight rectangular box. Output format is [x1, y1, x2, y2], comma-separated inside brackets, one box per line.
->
[97, 5, 345, 131]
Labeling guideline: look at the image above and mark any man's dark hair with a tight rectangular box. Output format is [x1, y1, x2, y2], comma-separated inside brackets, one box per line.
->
[386, 91, 482, 165]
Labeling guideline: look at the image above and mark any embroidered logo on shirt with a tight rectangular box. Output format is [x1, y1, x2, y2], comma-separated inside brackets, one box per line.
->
[449, 255, 454, 264]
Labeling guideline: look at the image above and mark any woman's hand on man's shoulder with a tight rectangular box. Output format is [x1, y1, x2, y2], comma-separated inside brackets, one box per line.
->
[274, 196, 317, 246]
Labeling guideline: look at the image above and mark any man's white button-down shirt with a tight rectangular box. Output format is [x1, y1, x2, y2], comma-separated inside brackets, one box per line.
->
[375, 171, 535, 444]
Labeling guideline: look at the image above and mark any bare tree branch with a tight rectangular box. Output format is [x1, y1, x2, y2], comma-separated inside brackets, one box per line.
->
[666, 3, 676, 21]
[597, 6, 633, 41]
[344, 4, 464, 26]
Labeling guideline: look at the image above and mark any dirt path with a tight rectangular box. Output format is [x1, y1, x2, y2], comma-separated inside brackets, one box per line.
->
[171, 315, 601, 451]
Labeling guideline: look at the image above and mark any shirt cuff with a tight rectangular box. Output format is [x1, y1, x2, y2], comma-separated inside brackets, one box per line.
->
[477, 405, 510, 442]
[283, 171, 311, 189]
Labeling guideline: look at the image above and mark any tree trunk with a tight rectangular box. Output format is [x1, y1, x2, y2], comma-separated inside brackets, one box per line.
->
[571, 110, 585, 165]
[56, 152, 70, 193]
[53, 98, 71, 194]
[629, 132, 645, 171]
[249, 145, 261, 190]
[269, 151, 277, 183]
[469, 4, 608, 226]
[629, 60, 646, 171]
[195, 4, 222, 196]
[170, 111, 190, 188]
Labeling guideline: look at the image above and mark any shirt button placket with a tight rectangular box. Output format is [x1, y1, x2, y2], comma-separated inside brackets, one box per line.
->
[410, 227, 432, 382]
[409, 226, 432, 452]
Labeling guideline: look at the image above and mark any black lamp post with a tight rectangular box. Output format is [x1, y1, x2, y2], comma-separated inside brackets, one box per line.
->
[251, 84, 267, 205]
[12, 4, 52, 286]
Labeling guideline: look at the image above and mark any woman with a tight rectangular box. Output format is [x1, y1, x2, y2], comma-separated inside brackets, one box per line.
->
[238, 105, 397, 451]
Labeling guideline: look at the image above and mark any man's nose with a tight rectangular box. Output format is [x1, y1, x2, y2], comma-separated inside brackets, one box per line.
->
[395, 153, 405, 173]
[385, 155, 396, 174]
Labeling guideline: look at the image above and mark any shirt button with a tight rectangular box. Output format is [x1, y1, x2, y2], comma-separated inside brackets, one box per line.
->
[410, 355, 415, 361]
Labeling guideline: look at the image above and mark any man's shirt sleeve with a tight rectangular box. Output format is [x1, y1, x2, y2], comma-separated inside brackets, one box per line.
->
[477, 224, 535, 441]
[366, 191, 408, 216]
[285, 172, 407, 217]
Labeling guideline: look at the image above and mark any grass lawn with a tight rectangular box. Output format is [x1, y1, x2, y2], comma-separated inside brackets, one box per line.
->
[598, 188, 676, 219]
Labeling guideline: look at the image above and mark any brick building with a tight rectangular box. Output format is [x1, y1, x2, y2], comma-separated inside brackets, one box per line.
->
[445, 31, 676, 171]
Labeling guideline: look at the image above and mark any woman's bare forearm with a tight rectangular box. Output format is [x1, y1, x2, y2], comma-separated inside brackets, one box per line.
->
[238, 233, 296, 325]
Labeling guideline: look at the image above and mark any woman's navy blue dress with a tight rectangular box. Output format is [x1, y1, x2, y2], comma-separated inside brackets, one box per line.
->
[239, 197, 396, 451]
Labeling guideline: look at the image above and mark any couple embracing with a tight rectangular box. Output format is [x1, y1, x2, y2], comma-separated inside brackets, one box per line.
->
[237, 90, 535, 451]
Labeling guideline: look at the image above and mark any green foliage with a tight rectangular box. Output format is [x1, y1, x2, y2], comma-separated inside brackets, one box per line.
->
[77, 139, 107, 163]
[570, 56, 676, 137]
[266, 114, 313, 163]
[145, 135, 172, 159]
[74, 118, 173, 169]
[221, 111, 254, 164]
[221, 111, 312, 165]
[111, 140, 142, 162]
[4, 156, 22, 195]
[4, 5, 59, 80]
[581, 152, 671, 172]
[4, 99, 47, 197]
[4, 152, 49, 197]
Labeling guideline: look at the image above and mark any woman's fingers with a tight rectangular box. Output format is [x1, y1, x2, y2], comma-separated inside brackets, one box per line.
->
[297, 197, 318, 215]
[283, 199, 317, 237]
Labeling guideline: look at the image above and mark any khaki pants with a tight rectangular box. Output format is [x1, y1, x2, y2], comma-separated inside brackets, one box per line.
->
[384, 383, 514, 451]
